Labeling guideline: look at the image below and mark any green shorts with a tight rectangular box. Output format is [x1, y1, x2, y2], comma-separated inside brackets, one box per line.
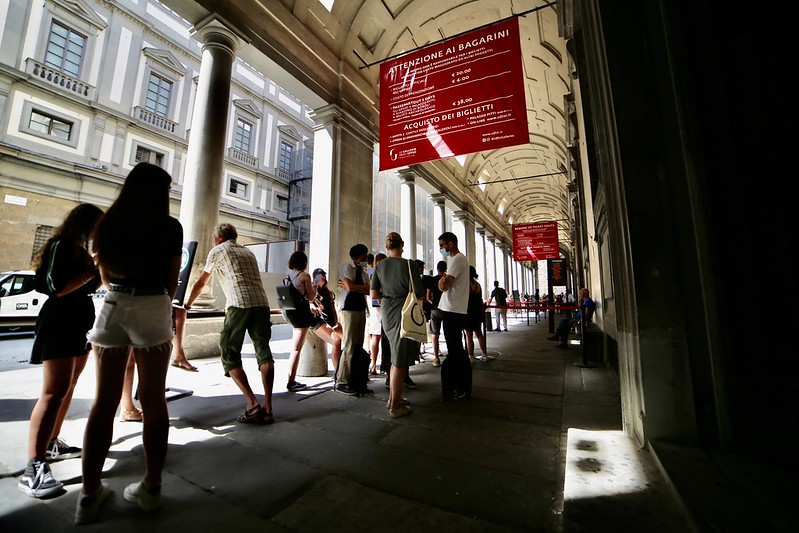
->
[219, 306, 273, 376]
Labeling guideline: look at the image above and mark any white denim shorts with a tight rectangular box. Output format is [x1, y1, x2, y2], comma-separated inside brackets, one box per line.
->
[88, 291, 173, 349]
[367, 304, 382, 335]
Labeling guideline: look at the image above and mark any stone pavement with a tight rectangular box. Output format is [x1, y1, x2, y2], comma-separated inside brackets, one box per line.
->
[0, 315, 692, 532]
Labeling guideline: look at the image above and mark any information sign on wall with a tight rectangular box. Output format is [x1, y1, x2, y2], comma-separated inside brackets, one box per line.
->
[379, 17, 528, 170]
[512, 221, 559, 261]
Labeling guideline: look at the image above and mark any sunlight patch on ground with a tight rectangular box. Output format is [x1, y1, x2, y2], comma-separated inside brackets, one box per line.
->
[565, 428, 651, 500]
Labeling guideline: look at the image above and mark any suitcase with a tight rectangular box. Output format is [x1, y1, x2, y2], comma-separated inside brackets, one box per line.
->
[441, 353, 472, 400]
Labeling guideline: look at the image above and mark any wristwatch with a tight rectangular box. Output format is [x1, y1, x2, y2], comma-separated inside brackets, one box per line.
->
[184, 304, 192, 310]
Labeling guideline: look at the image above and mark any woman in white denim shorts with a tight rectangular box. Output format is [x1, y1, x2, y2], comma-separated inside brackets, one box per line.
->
[74, 163, 183, 525]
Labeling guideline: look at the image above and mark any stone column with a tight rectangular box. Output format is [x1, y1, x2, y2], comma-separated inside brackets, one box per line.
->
[298, 329, 328, 377]
[477, 228, 488, 298]
[501, 243, 510, 294]
[399, 169, 417, 259]
[308, 104, 376, 277]
[180, 17, 244, 304]
[487, 235, 497, 288]
[453, 210, 476, 265]
[431, 193, 447, 241]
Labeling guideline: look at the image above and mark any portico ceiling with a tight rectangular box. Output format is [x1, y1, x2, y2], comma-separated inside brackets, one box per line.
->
[162, 0, 573, 253]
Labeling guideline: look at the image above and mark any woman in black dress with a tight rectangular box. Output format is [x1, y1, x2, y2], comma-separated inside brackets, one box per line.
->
[283, 251, 315, 392]
[18, 203, 103, 499]
[464, 266, 489, 363]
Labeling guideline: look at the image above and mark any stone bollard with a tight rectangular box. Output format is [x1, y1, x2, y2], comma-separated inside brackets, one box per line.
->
[298, 328, 328, 377]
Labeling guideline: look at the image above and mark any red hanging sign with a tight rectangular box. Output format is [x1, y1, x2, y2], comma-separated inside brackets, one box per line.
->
[379, 17, 528, 170]
[513, 221, 559, 261]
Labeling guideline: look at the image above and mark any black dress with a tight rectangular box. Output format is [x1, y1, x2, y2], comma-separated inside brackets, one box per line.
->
[464, 284, 485, 333]
[30, 240, 98, 363]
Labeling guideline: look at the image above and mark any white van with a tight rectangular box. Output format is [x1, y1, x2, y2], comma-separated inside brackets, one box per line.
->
[0, 270, 48, 332]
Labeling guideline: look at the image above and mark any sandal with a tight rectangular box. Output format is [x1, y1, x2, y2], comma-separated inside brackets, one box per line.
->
[261, 411, 275, 425]
[120, 408, 143, 422]
[432, 359, 441, 367]
[386, 398, 411, 409]
[170, 359, 198, 372]
[237, 404, 266, 424]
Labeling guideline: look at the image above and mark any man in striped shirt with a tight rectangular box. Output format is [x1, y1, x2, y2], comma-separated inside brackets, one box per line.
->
[184, 223, 275, 424]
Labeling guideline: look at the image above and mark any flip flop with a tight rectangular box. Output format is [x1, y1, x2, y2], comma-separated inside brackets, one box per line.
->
[171, 360, 198, 372]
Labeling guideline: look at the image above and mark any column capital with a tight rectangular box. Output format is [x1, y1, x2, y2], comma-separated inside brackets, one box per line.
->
[398, 168, 417, 185]
[452, 210, 474, 223]
[486, 234, 496, 244]
[310, 104, 342, 128]
[476, 227, 486, 236]
[430, 193, 447, 206]
[311, 104, 377, 147]
[191, 15, 247, 56]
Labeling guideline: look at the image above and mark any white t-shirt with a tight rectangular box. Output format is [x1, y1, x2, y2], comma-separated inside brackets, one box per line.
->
[438, 252, 469, 314]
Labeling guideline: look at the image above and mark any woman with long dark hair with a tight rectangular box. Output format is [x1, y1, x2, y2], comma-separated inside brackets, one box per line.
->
[283, 250, 315, 392]
[464, 266, 489, 363]
[75, 163, 182, 525]
[17, 203, 103, 499]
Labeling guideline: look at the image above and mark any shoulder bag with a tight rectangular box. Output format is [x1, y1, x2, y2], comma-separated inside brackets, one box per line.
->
[276, 273, 304, 310]
[400, 259, 428, 343]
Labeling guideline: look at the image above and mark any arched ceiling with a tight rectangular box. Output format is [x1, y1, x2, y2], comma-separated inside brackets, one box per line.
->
[162, 0, 573, 253]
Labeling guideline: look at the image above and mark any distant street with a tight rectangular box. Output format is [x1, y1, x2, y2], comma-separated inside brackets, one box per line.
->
[0, 334, 35, 372]
[0, 323, 296, 373]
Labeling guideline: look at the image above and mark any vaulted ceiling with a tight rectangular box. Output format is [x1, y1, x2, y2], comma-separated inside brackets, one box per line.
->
[162, 0, 574, 252]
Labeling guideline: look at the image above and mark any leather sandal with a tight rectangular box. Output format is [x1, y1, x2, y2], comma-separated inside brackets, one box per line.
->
[170, 359, 198, 372]
[237, 404, 266, 424]
[120, 408, 143, 422]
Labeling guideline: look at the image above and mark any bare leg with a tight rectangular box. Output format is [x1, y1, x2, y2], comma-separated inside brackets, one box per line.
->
[314, 327, 341, 370]
[287, 327, 308, 384]
[369, 334, 379, 373]
[259, 361, 274, 415]
[120, 351, 141, 417]
[465, 331, 475, 358]
[170, 308, 196, 370]
[228, 366, 260, 410]
[432, 334, 441, 365]
[477, 330, 488, 357]
[28, 355, 86, 460]
[388, 364, 408, 409]
[50, 354, 89, 441]
[132, 344, 170, 486]
[81, 346, 129, 496]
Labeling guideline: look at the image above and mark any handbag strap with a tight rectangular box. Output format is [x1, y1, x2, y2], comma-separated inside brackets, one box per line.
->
[407, 260, 415, 295]
[287, 271, 306, 299]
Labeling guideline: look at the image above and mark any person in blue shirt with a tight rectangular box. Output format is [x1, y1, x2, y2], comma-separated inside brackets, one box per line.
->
[548, 288, 595, 348]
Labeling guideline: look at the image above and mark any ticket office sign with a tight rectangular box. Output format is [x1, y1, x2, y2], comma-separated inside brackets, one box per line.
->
[513, 221, 559, 261]
[379, 17, 528, 170]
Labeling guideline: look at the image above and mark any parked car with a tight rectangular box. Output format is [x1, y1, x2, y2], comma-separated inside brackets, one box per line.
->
[0, 270, 47, 333]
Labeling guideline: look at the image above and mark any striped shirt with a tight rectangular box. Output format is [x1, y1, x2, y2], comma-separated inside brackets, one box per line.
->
[203, 240, 269, 309]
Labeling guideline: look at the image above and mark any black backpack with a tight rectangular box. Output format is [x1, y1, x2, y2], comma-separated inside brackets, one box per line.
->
[349, 346, 371, 394]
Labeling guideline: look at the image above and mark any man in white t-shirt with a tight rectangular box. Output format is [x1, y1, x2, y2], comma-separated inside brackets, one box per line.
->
[437, 232, 471, 400]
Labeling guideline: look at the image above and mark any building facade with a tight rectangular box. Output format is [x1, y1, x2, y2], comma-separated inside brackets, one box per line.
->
[0, 0, 314, 271]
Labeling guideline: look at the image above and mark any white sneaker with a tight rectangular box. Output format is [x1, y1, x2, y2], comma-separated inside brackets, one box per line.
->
[123, 480, 162, 512]
[74, 481, 110, 525]
[17, 460, 63, 498]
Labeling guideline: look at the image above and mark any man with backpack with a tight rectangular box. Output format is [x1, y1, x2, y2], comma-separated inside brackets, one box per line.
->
[335, 244, 371, 395]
